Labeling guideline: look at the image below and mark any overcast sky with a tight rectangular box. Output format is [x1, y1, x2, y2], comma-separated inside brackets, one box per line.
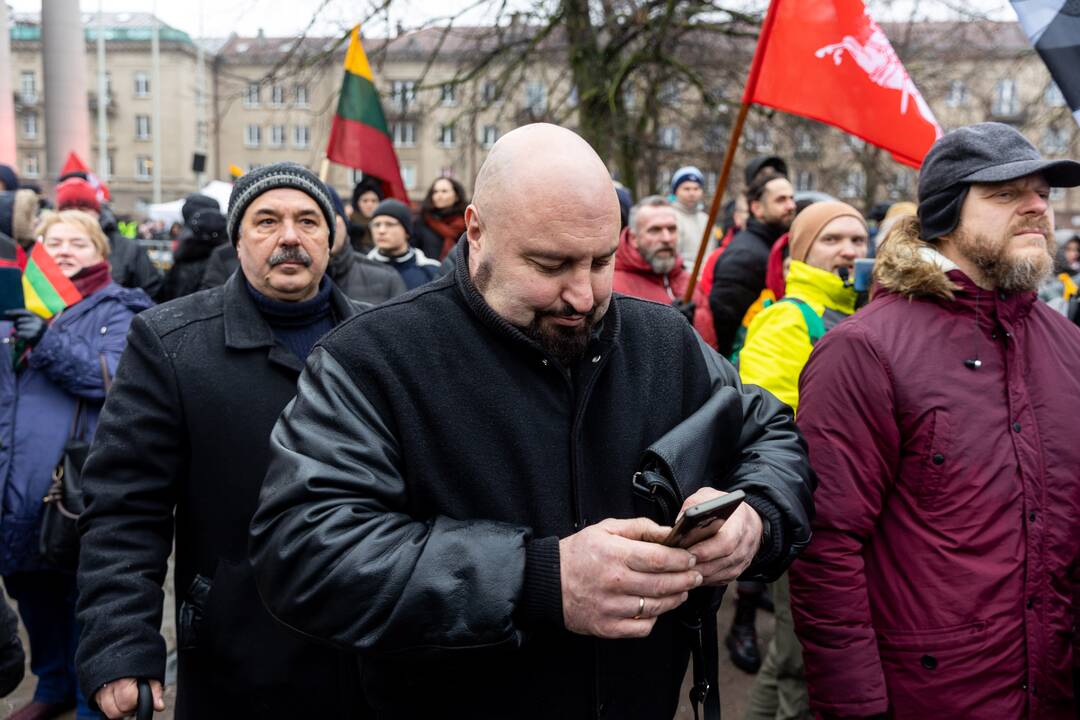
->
[6, 0, 1016, 40]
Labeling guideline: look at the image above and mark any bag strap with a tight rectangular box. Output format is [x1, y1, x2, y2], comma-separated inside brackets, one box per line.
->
[98, 353, 113, 393]
[778, 297, 826, 345]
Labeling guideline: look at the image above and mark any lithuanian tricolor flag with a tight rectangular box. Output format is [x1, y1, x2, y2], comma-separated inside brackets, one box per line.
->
[22, 243, 82, 318]
[326, 25, 408, 202]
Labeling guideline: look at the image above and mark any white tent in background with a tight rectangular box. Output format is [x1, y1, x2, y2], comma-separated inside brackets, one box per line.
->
[144, 180, 233, 224]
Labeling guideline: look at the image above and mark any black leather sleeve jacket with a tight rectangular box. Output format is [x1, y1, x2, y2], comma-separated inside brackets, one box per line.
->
[248, 331, 814, 656]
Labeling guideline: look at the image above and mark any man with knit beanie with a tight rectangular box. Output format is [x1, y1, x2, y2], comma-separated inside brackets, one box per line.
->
[670, 165, 716, 265]
[739, 201, 868, 720]
[76, 162, 365, 719]
[55, 176, 163, 299]
[366, 198, 441, 289]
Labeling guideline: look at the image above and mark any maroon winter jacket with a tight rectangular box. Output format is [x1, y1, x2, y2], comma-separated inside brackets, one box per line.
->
[791, 223, 1080, 719]
[612, 226, 717, 348]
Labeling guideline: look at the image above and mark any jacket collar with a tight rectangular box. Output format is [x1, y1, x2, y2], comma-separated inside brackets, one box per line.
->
[744, 217, 787, 249]
[327, 239, 355, 283]
[784, 261, 858, 314]
[222, 271, 359, 372]
[873, 218, 1037, 323]
[451, 238, 621, 367]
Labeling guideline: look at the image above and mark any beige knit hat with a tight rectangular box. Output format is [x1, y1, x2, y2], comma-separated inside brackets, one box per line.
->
[789, 201, 866, 263]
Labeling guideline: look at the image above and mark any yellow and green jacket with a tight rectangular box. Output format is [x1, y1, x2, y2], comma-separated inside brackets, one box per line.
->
[739, 260, 858, 414]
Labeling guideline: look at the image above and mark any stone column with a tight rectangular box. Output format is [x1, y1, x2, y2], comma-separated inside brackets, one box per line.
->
[42, 0, 90, 179]
[0, 2, 17, 166]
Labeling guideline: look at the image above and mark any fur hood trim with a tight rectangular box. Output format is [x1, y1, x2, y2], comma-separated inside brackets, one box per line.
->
[873, 216, 961, 300]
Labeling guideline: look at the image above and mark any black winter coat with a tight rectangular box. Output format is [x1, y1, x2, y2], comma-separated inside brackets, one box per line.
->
[197, 243, 237, 291]
[159, 227, 227, 301]
[76, 275, 365, 719]
[99, 209, 164, 299]
[327, 241, 407, 304]
[249, 243, 814, 719]
[707, 218, 785, 357]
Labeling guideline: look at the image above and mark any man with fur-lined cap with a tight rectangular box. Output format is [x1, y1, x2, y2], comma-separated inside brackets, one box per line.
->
[791, 122, 1080, 718]
[75, 162, 366, 719]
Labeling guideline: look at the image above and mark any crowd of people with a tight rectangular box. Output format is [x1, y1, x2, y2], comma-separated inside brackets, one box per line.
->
[0, 118, 1077, 720]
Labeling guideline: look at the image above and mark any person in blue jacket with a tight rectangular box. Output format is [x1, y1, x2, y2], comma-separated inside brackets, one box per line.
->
[0, 210, 151, 720]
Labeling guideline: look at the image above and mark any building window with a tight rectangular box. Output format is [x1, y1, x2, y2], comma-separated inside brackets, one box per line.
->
[659, 80, 681, 104]
[887, 169, 911, 198]
[135, 155, 152, 180]
[795, 129, 819, 157]
[440, 83, 457, 107]
[103, 153, 113, 178]
[439, 124, 456, 148]
[795, 170, 815, 192]
[104, 72, 112, 103]
[703, 124, 725, 153]
[392, 122, 415, 148]
[1050, 187, 1065, 202]
[525, 83, 547, 114]
[480, 124, 498, 148]
[245, 124, 261, 147]
[134, 72, 150, 97]
[391, 80, 416, 112]
[746, 126, 772, 153]
[840, 168, 865, 199]
[481, 81, 501, 106]
[135, 114, 151, 140]
[23, 154, 39, 178]
[245, 82, 260, 108]
[22, 112, 37, 138]
[247, 163, 262, 173]
[993, 79, 1019, 117]
[945, 80, 967, 108]
[269, 125, 285, 147]
[1043, 126, 1069, 155]
[295, 84, 309, 107]
[1045, 83, 1066, 108]
[293, 125, 310, 148]
[270, 84, 285, 107]
[400, 162, 417, 190]
[658, 126, 679, 150]
[19, 71, 36, 102]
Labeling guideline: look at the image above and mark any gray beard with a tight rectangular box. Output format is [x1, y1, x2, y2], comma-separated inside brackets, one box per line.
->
[643, 249, 677, 275]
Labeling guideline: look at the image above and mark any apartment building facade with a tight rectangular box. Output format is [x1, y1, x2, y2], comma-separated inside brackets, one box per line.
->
[7, 14, 1078, 232]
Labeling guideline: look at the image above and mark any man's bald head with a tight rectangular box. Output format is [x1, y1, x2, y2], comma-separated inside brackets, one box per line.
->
[471, 124, 620, 237]
[464, 124, 622, 367]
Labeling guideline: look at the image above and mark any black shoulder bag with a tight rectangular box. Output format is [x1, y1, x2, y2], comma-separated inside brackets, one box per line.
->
[39, 355, 112, 570]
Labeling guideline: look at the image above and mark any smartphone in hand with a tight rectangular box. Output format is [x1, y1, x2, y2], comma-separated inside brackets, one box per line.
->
[662, 490, 745, 548]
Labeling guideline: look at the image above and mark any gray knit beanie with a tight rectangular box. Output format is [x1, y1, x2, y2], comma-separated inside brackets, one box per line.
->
[227, 162, 336, 247]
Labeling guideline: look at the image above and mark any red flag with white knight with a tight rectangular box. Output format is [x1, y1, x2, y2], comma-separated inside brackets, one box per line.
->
[744, 0, 942, 168]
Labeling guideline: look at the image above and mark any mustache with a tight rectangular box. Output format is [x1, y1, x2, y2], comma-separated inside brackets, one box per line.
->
[268, 246, 313, 267]
[538, 302, 598, 320]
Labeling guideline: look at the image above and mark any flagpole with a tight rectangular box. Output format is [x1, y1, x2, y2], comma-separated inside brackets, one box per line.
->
[682, 0, 782, 302]
[682, 102, 750, 302]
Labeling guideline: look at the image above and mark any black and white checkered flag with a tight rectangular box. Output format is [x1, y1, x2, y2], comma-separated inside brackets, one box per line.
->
[1012, 0, 1080, 126]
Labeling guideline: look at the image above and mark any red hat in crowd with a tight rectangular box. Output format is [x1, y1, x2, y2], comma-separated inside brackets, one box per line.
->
[56, 177, 101, 213]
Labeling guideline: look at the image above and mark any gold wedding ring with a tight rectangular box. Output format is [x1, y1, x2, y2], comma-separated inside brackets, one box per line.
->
[633, 595, 645, 619]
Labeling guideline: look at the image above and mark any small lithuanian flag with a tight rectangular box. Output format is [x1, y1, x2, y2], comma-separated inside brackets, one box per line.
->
[325, 25, 408, 201]
[22, 243, 82, 318]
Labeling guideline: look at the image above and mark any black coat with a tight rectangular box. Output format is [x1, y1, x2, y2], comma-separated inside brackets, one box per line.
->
[159, 227, 227, 302]
[249, 243, 814, 719]
[197, 243, 238, 291]
[327, 241, 407, 304]
[99, 209, 164, 300]
[707, 218, 786, 357]
[76, 274, 365, 718]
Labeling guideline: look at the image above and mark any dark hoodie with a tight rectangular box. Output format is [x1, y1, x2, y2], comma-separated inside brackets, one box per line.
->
[160, 208, 228, 301]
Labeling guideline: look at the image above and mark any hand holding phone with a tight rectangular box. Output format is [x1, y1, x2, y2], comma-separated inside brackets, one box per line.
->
[662, 490, 745, 548]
